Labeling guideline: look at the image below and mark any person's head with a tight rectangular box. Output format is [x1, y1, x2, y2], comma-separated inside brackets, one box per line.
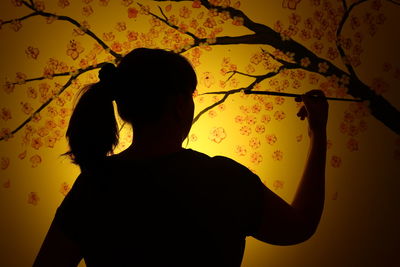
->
[65, 48, 198, 169]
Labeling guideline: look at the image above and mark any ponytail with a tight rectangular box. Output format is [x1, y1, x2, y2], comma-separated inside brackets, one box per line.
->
[65, 64, 119, 170]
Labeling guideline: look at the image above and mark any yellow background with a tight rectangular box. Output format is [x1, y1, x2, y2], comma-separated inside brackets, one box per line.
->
[0, 0, 399, 266]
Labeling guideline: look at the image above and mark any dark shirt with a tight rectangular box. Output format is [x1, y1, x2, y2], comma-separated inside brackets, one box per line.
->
[54, 149, 265, 267]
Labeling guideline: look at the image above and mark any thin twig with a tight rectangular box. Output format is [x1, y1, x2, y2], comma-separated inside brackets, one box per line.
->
[336, 0, 368, 77]
[1, 12, 40, 25]
[137, 2, 200, 42]
[20, 0, 122, 60]
[0, 63, 109, 141]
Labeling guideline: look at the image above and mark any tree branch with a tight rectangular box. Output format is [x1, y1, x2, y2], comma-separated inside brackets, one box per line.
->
[11, 71, 73, 85]
[1, 12, 40, 25]
[192, 91, 233, 124]
[386, 0, 400, 6]
[193, 65, 293, 124]
[20, 0, 122, 61]
[137, 2, 200, 46]
[342, 0, 348, 11]
[336, 0, 368, 77]
[2, 0, 399, 136]
[0, 63, 109, 141]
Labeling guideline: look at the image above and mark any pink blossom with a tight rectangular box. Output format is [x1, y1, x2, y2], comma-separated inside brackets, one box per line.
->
[282, 0, 302, 10]
[208, 127, 227, 143]
[28, 192, 40, 205]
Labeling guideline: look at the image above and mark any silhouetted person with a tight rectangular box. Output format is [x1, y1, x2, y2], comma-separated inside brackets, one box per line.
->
[33, 48, 328, 267]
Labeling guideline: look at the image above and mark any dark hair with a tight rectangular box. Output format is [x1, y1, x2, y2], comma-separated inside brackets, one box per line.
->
[65, 48, 198, 170]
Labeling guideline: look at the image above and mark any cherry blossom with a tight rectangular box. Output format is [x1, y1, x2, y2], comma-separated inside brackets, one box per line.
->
[371, 77, 389, 94]
[261, 114, 271, 124]
[25, 46, 40, 60]
[99, 0, 110, 6]
[208, 110, 217, 118]
[189, 134, 198, 142]
[232, 16, 244, 26]
[239, 125, 251, 136]
[331, 155, 341, 168]
[15, 72, 27, 85]
[266, 134, 278, 145]
[128, 7, 139, 18]
[82, 5, 94, 16]
[245, 115, 256, 125]
[318, 61, 329, 73]
[192, 0, 202, 8]
[208, 127, 227, 143]
[235, 145, 247, 156]
[282, 0, 302, 10]
[272, 150, 283, 161]
[250, 152, 263, 164]
[66, 40, 85, 60]
[255, 125, 265, 134]
[58, 0, 70, 8]
[273, 180, 284, 190]
[3, 179, 10, 189]
[249, 137, 261, 149]
[0, 157, 10, 170]
[20, 102, 33, 115]
[34, 0, 45, 11]
[10, 20, 22, 32]
[0, 108, 12, 121]
[11, 0, 23, 7]
[18, 150, 27, 160]
[346, 138, 359, 152]
[30, 154, 42, 168]
[201, 72, 215, 88]
[60, 182, 71, 196]
[28, 192, 40, 205]
[0, 128, 13, 141]
[37, 127, 49, 137]
[121, 0, 133, 7]
[274, 110, 286, 121]
[264, 102, 274, 111]
[179, 6, 192, 19]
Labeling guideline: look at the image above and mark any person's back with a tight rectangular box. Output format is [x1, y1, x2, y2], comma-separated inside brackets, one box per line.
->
[57, 149, 264, 267]
[33, 48, 328, 267]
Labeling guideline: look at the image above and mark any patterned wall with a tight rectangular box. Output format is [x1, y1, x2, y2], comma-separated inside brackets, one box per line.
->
[0, 0, 399, 266]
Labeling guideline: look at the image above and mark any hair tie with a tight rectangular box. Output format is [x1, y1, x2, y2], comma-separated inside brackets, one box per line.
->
[98, 63, 119, 100]
[99, 63, 118, 84]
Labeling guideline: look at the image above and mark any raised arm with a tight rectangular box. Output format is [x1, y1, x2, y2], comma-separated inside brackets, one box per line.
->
[253, 89, 328, 245]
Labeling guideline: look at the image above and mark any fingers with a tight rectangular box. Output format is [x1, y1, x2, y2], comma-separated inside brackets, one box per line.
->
[297, 106, 307, 120]
[302, 90, 326, 103]
[294, 90, 326, 102]
[304, 89, 325, 96]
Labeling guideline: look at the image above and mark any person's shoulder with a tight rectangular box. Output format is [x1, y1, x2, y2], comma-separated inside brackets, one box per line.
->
[212, 154, 254, 175]
[188, 149, 257, 177]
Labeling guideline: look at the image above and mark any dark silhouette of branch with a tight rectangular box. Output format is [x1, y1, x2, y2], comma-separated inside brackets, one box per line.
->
[1, 12, 40, 25]
[342, 0, 348, 11]
[0, 63, 109, 141]
[192, 65, 295, 124]
[20, 0, 122, 61]
[10, 71, 74, 85]
[336, 0, 368, 77]
[192, 90, 234, 124]
[152, 0, 400, 134]
[386, 0, 400, 6]
[137, 2, 200, 43]
[2, 0, 399, 140]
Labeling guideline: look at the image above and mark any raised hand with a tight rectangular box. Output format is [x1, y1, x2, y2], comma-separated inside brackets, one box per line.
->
[295, 90, 329, 136]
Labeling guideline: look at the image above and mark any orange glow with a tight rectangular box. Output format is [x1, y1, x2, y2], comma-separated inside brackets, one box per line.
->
[0, 1, 400, 266]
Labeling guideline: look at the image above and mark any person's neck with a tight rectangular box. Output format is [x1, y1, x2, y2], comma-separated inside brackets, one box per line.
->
[117, 125, 184, 160]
